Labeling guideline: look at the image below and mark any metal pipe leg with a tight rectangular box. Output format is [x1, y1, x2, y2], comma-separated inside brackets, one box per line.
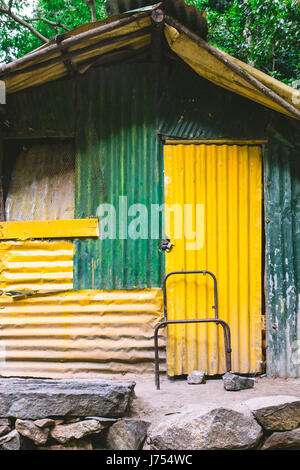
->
[154, 324, 161, 390]
[220, 322, 232, 372]
[154, 319, 232, 389]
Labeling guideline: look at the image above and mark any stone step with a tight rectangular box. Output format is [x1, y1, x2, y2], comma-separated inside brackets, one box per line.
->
[0, 378, 135, 419]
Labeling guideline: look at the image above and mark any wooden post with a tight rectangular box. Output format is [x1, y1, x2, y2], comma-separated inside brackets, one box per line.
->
[151, 9, 164, 62]
[55, 34, 75, 77]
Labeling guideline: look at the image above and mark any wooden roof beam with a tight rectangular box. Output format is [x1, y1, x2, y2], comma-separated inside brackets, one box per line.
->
[151, 8, 164, 62]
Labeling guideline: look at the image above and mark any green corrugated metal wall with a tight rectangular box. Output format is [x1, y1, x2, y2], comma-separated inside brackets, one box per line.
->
[74, 64, 167, 289]
[264, 123, 300, 378]
[157, 63, 269, 140]
[73, 61, 273, 290]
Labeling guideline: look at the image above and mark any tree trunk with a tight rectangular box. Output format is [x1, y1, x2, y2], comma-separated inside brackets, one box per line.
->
[84, 0, 97, 22]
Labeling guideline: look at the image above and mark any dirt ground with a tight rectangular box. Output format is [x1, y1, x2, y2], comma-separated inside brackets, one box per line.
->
[128, 375, 300, 428]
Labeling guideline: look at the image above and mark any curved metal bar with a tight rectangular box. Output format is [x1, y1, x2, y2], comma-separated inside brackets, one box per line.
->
[162, 271, 218, 320]
[154, 318, 232, 390]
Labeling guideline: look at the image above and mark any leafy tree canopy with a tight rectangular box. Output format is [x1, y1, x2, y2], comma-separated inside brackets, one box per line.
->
[0, 0, 299, 85]
[187, 0, 300, 84]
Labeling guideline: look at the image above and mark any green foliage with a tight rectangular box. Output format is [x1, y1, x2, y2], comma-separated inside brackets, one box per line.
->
[0, 0, 106, 61]
[187, 0, 300, 85]
[0, 0, 299, 85]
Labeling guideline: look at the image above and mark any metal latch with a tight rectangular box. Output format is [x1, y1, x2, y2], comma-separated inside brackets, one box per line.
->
[159, 238, 175, 253]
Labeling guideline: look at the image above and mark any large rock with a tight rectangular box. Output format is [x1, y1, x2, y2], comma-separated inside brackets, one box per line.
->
[50, 419, 104, 444]
[261, 427, 300, 450]
[107, 419, 150, 450]
[0, 378, 135, 419]
[222, 373, 255, 391]
[0, 430, 20, 450]
[15, 419, 49, 445]
[146, 407, 263, 450]
[0, 418, 11, 437]
[245, 396, 300, 431]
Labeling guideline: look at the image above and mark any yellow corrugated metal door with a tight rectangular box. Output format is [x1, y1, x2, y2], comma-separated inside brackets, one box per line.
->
[164, 144, 262, 376]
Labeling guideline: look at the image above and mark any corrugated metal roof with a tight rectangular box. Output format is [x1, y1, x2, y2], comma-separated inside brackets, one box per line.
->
[0, 1, 299, 119]
[0, 10, 153, 94]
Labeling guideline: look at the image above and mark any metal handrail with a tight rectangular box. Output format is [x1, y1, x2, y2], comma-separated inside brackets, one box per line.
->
[155, 270, 232, 389]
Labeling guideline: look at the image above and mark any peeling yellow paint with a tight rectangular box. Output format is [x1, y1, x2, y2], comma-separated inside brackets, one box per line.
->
[0, 288, 164, 378]
[0, 240, 165, 377]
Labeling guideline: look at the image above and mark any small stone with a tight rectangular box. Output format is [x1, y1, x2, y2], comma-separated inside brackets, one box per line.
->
[0, 430, 20, 450]
[34, 418, 55, 428]
[187, 370, 206, 384]
[245, 395, 300, 431]
[84, 416, 117, 426]
[107, 419, 150, 450]
[50, 419, 104, 444]
[261, 427, 300, 450]
[38, 438, 92, 450]
[223, 372, 255, 391]
[64, 417, 81, 424]
[15, 419, 49, 445]
[0, 418, 11, 437]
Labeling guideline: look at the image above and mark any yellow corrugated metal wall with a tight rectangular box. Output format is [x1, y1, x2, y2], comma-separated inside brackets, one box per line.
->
[164, 144, 262, 376]
[0, 240, 74, 292]
[0, 241, 165, 377]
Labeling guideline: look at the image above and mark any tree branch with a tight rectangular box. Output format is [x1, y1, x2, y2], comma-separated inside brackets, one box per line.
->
[28, 17, 70, 32]
[0, 1, 49, 43]
[83, 0, 97, 22]
[0, 16, 70, 31]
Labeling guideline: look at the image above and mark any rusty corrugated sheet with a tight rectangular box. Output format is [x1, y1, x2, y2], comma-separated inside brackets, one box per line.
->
[164, 143, 262, 376]
[264, 131, 300, 378]
[74, 64, 167, 289]
[6, 141, 75, 221]
[0, 288, 165, 378]
[0, 241, 74, 292]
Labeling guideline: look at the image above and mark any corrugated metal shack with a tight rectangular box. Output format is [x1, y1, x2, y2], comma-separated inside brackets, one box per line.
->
[0, 0, 299, 379]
